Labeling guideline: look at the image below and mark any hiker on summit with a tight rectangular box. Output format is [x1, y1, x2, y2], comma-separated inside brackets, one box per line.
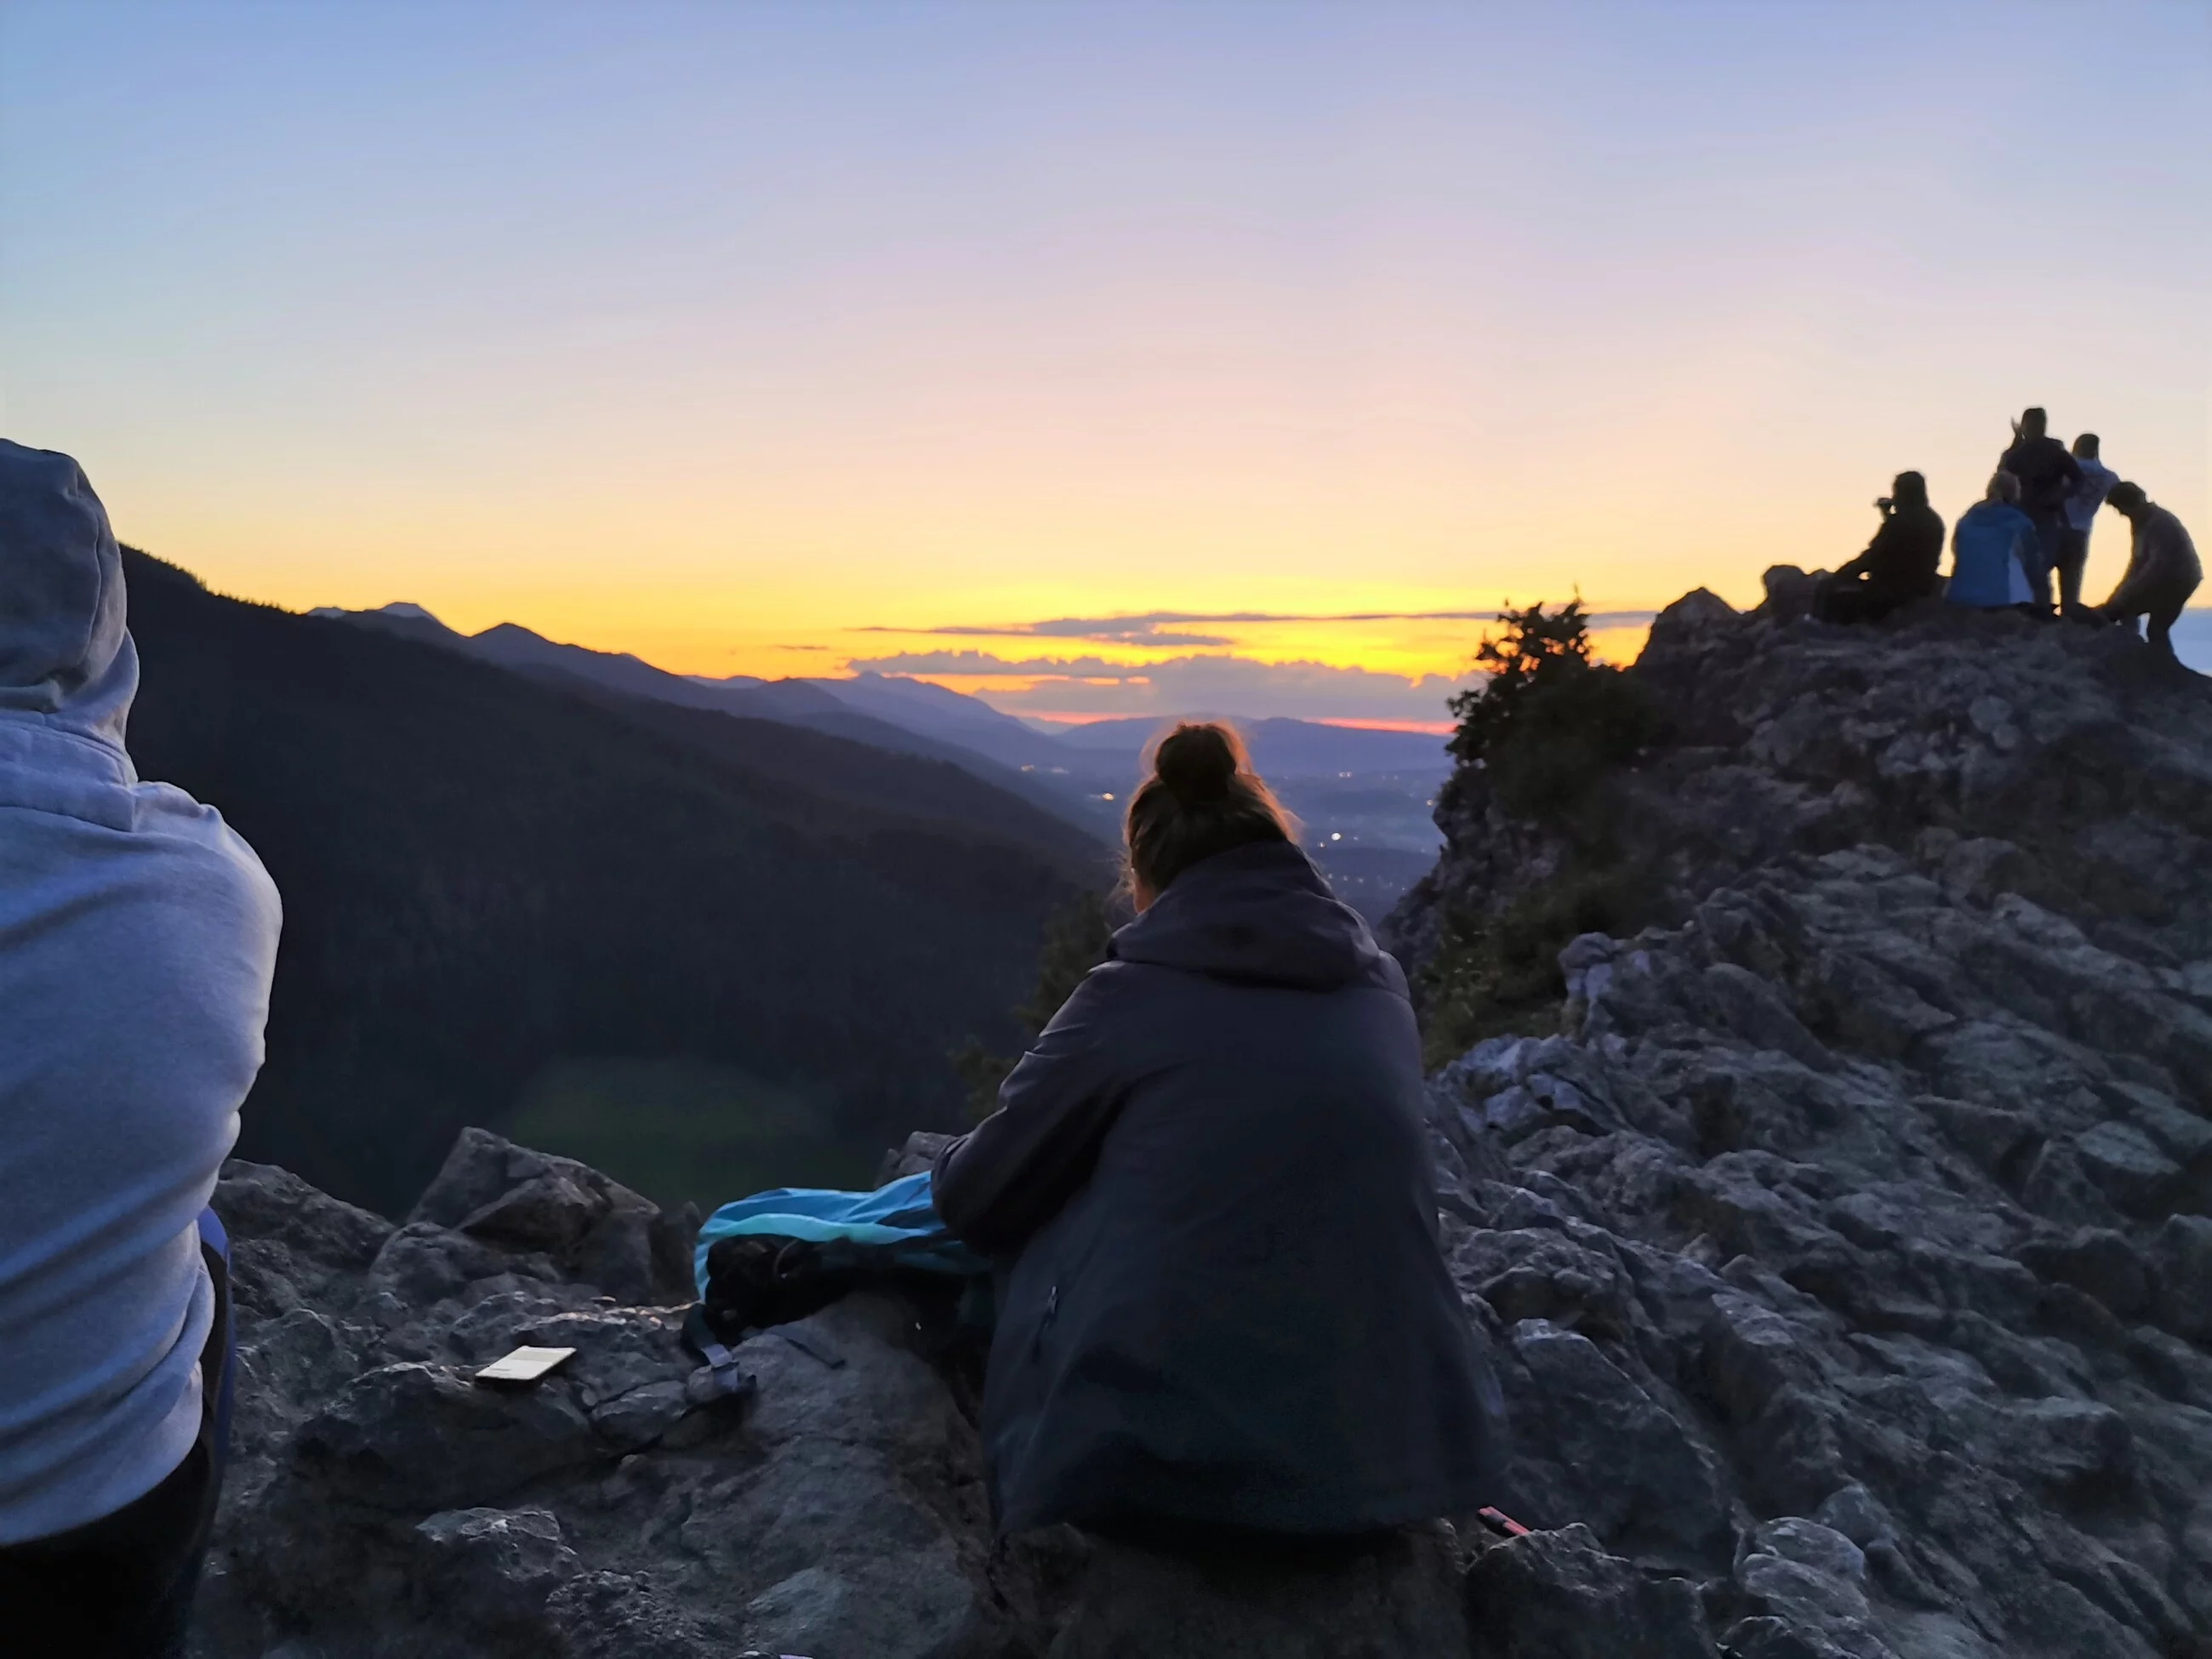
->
[1998, 407, 2082, 610]
[2057, 434, 2119, 617]
[0, 442, 281, 1655]
[932, 722, 1501, 1544]
[2093, 482, 2201, 664]
[1813, 470, 1944, 624]
[1944, 471, 2039, 612]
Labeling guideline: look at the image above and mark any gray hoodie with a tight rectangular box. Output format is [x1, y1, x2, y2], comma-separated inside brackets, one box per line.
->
[0, 442, 280, 1542]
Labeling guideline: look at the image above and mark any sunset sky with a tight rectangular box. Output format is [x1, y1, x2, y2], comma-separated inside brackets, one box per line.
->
[3, 2, 2207, 721]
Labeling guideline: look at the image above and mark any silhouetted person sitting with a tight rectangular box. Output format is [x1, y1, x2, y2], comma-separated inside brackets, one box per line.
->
[1814, 470, 1944, 624]
[933, 722, 1499, 1548]
[1998, 407, 2081, 610]
[2058, 433, 2118, 617]
[1945, 470, 2038, 610]
[2093, 482, 2200, 664]
[0, 442, 281, 1656]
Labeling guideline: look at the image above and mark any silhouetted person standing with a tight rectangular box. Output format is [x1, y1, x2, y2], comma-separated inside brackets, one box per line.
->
[1814, 470, 1945, 624]
[2095, 482, 2200, 664]
[1998, 408, 2081, 611]
[2057, 433, 2118, 617]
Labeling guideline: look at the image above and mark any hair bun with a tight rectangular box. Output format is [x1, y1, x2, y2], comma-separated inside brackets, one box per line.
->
[1153, 723, 1239, 801]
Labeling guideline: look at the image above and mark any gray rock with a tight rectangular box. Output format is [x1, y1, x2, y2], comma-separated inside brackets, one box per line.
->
[2072, 1122, 2181, 1216]
[204, 593, 2212, 1656]
[408, 1507, 581, 1636]
[1389, 598, 2212, 1656]
[2149, 1215, 2212, 1341]
[1810, 1486, 1894, 1549]
[1465, 1524, 1716, 1658]
[1502, 1320, 1734, 1559]
[2016, 1228, 2151, 1320]
[1702, 964, 1833, 1070]
[282, 1360, 602, 1513]
[459, 1171, 604, 1252]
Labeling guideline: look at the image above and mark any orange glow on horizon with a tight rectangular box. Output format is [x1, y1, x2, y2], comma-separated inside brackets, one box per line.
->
[1310, 717, 1455, 734]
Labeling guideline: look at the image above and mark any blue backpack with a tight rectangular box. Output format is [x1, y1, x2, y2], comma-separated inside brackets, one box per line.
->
[689, 1172, 989, 1349]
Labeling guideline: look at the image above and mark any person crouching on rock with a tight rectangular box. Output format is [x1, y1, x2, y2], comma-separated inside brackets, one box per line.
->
[1943, 470, 2040, 612]
[932, 721, 1504, 1550]
[1813, 470, 1945, 625]
[2091, 482, 2201, 664]
[0, 442, 281, 1656]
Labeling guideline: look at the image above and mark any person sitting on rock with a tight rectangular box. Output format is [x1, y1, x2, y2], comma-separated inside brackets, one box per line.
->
[0, 441, 281, 1655]
[2057, 433, 2118, 618]
[2092, 482, 2201, 664]
[1813, 470, 1945, 625]
[1998, 407, 2082, 610]
[1944, 470, 2039, 611]
[932, 721, 1502, 1548]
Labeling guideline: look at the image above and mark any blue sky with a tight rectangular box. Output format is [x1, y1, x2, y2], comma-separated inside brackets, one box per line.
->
[3, 2, 2207, 710]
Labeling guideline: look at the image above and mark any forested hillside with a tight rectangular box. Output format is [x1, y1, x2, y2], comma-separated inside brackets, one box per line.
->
[122, 550, 1103, 1214]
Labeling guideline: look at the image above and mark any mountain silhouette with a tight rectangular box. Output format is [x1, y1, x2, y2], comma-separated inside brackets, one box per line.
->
[134, 552, 1103, 1214]
[316, 603, 1109, 827]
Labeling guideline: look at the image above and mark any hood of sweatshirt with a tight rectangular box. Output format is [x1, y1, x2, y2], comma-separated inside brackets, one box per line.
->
[1109, 839, 1406, 995]
[0, 439, 135, 757]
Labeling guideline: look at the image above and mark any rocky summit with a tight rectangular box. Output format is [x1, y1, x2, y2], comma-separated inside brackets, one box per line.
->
[195, 577, 2212, 1658]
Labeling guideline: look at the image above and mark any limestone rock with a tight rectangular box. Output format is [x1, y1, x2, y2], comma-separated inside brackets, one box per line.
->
[1464, 1524, 1715, 1658]
[194, 594, 2212, 1655]
[1387, 596, 2212, 1657]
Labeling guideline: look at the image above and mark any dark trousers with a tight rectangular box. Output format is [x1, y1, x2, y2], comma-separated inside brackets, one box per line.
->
[0, 1228, 231, 1658]
[1814, 573, 1915, 626]
[2025, 510, 2068, 610]
[2055, 526, 2091, 612]
[2114, 594, 2191, 661]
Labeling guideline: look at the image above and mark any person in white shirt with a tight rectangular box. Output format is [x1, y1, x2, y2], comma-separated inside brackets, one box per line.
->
[2058, 433, 2118, 617]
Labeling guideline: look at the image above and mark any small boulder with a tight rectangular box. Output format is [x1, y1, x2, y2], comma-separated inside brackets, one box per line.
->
[409, 1507, 581, 1636]
[1465, 1524, 1716, 1659]
[2149, 1215, 2212, 1342]
[2072, 1121, 2182, 1216]
[461, 1172, 605, 1254]
[284, 1361, 602, 1514]
[2016, 1228, 2151, 1320]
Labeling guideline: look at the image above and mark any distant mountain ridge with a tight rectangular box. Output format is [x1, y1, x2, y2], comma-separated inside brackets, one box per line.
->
[312, 602, 1104, 827]
[152, 562, 1103, 1214]
[311, 601, 1461, 915]
[312, 601, 1453, 779]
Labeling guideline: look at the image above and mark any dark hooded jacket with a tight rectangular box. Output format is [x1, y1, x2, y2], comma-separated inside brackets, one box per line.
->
[1834, 498, 1945, 604]
[932, 841, 1500, 1537]
[1998, 434, 2082, 517]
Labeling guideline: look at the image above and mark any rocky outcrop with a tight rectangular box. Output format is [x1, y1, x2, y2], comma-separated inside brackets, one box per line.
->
[196, 584, 2212, 1656]
[1395, 584, 2212, 1657]
[196, 1133, 1477, 1658]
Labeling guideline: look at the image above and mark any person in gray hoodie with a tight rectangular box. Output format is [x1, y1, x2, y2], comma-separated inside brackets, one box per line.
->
[0, 442, 281, 1655]
[932, 722, 1502, 1545]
